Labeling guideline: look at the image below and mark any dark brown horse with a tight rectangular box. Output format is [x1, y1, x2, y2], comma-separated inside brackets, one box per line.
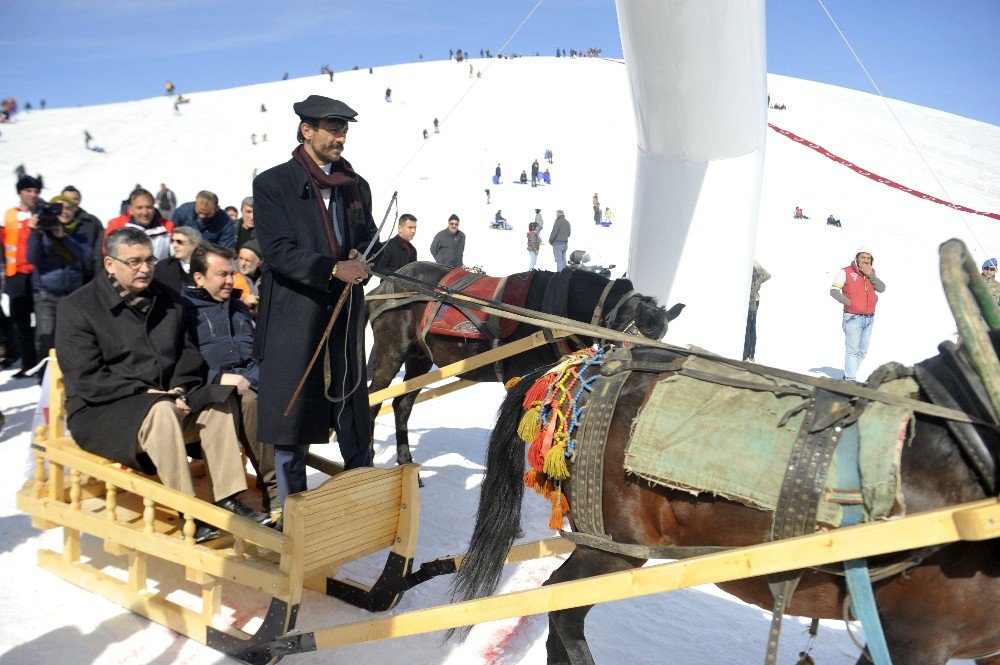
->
[452, 345, 1000, 664]
[367, 262, 683, 467]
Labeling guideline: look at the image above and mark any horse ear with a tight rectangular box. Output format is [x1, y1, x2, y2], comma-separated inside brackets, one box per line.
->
[665, 303, 685, 321]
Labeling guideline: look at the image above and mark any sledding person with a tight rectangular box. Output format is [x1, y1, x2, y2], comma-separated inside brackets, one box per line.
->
[830, 248, 885, 383]
[519, 170, 528, 184]
[55, 227, 269, 544]
[172, 191, 237, 249]
[981, 258, 1000, 307]
[430, 214, 465, 268]
[253, 95, 380, 517]
[105, 188, 175, 261]
[182, 243, 277, 513]
[826, 214, 841, 227]
[375, 213, 418, 273]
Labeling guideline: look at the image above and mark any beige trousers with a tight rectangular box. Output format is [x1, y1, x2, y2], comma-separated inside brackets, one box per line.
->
[137, 396, 247, 502]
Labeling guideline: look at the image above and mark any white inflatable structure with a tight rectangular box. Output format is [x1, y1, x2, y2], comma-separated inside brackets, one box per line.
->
[615, 0, 768, 357]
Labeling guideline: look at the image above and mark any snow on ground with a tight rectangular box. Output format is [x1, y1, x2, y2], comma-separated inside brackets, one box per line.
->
[1, 57, 998, 664]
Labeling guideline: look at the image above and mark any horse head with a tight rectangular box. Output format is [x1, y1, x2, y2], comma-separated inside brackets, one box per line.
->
[608, 289, 684, 341]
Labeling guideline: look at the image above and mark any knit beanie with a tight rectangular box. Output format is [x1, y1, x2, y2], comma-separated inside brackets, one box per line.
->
[16, 175, 42, 192]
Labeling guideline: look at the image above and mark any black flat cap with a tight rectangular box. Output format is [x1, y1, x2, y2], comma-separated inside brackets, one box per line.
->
[292, 95, 358, 122]
[16, 175, 43, 192]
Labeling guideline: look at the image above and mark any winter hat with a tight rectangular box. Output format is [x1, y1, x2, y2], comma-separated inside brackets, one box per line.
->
[983, 258, 998, 271]
[242, 238, 262, 259]
[16, 175, 42, 192]
[854, 246, 874, 263]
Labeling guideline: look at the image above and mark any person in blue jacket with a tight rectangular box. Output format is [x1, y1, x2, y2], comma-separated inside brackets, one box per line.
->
[27, 195, 92, 362]
[182, 242, 275, 512]
[171, 190, 237, 248]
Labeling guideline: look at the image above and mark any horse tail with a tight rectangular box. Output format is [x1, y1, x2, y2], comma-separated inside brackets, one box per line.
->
[448, 368, 540, 638]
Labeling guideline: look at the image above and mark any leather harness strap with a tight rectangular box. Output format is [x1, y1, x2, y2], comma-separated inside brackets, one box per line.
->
[590, 280, 618, 326]
[487, 276, 509, 382]
[559, 529, 731, 560]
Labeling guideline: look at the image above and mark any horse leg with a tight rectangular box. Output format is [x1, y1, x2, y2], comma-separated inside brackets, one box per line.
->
[393, 354, 433, 466]
[367, 327, 410, 437]
[543, 547, 645, 665]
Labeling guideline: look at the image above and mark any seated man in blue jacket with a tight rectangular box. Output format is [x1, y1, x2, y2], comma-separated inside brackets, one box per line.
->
[172, 190, 237, 249]
[182, 242, 276, 513]
[28, 195, 93, 362]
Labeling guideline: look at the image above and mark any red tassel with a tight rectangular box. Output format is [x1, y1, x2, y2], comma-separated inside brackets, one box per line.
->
[523, 373, 557, 408]
[527, 427, 548, 471]
[524, 469, 537, 489]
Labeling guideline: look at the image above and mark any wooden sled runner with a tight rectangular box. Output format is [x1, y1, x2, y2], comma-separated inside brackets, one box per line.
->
[16, 357, 421, 663]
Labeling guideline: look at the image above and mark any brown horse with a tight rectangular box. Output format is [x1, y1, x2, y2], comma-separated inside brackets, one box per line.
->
[452, 345, 1000, 664]
[366, 262, 683, 466]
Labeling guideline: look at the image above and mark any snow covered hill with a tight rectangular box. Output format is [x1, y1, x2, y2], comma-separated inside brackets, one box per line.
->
[1, 57, 998, 664]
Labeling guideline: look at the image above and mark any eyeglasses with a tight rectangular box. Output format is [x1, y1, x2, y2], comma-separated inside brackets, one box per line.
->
[109, 255, 158, 270]
[986, 266, 997, 272]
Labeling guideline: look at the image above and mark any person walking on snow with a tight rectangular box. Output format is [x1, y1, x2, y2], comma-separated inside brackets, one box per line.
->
[830, 248, 886, 382]
[526, 222, 541, 270]
[549, 209, 571, 272]
[742, 261, 770, 362]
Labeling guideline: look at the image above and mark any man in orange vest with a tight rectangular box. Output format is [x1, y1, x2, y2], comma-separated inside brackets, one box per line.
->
[2, 176, 42, 377]
[830, 248, 886, 382]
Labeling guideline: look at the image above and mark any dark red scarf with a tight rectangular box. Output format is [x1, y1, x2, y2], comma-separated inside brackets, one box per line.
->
[292, 144, 364, 258]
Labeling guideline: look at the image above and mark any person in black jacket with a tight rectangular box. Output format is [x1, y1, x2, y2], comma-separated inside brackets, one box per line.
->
[55, 227, 268, 542]
[253, 95, 380, 514]
[154, 226, 202, 294]
[375, 213, 417, 273]
[59, 186, 105, 281]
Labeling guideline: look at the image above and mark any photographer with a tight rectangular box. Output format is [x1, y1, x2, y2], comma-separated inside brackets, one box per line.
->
[27, 195, 92, 362]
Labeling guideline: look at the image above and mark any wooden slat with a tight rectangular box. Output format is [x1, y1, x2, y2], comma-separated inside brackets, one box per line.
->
[306, 498, 1000, 651]
[302, 514, 399, 556]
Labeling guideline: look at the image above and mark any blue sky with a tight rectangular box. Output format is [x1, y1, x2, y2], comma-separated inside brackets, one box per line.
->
[1, 0, 998, 126]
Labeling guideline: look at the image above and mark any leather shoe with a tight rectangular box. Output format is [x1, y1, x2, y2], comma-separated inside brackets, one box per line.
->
[194, 520, 223, 544]
[215, 496, 271, 525]
[269, 516, 283, 532]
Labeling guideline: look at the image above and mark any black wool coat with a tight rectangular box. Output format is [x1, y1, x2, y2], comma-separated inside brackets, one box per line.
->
[252, 157, 380, 447]
[375, 234, 417, 274]
[55, 275, 233, 470]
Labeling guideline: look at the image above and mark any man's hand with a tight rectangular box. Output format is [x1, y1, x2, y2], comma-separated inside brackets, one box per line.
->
[334, 248, 373, 285]
[220, 373, 252, 395]
[857, 263, 874, 277]
[26, 215, 39, 229]
[147, 388, 190, 415]
[51, 225, 65, 239]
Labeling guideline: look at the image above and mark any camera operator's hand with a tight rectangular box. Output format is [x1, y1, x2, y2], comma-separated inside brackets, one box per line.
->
[26, 215, 39, 230]
[50, 226, 65, 239]
[332, 248, 373, 285]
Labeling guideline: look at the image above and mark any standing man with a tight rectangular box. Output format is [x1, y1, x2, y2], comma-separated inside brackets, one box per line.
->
[234, 196, 255, 249]
[494, 163, 501, 185]
[253, 95, 380, 514]
[172, 191, 237, 249]
[156, 183, 177, 219]
[59, 186, 105, 281]
[830, 248, 886, 383]
[375, 213, 418, 273]
[531, 159, 539, 188]
[742, 261, 771, 363]
[981, 258, 1000, 307]
[105, 188, 174, 260]
[429, 214, 465, 268]
[3, 176, 42, 377]
[549, 209, 571, 272]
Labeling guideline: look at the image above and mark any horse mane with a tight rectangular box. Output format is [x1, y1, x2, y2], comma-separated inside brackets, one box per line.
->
[447, 368, 541, 639]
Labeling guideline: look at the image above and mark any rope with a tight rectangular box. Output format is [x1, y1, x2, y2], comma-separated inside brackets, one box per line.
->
[378, 0, 546, 196]
[816, 0, 989, 256]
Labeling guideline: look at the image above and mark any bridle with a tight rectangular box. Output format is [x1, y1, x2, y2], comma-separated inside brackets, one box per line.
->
[590, 279, 640, 332]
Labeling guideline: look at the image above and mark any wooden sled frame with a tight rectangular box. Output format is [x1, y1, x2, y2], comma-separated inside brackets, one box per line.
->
[16, 356, 422, 662]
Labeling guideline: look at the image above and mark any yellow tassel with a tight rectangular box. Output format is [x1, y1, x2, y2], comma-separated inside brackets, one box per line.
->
[517, 404, 542, 444]
[549, 489, 570, 530]
[542, 440, 570, 480]
[505, 376, 522, 391]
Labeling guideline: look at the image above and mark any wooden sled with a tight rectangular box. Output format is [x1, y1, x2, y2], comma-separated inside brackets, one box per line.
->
[16, 356, 421, 663]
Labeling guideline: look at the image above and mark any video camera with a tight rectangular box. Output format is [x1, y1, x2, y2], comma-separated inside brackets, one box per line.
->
[37, 202, 63, 232]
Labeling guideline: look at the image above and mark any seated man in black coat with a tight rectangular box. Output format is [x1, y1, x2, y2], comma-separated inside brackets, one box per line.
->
[374, 213, 417, 273]
[55, 227, 268, 542]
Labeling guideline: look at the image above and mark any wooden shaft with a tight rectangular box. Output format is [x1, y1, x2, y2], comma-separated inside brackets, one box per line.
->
[367, 329, 569, 405]
[375, 379, 476, 416]
[297, 499, 1000, 651]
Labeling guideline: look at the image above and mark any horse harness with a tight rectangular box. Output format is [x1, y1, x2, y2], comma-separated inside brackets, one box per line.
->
[563, 345, 999, 664]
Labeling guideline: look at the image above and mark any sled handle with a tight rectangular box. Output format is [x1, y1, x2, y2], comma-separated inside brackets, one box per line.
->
[939, 238, 1000, 417]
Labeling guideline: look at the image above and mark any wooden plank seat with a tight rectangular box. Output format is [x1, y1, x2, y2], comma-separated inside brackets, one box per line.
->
[16, 354, 421, 663]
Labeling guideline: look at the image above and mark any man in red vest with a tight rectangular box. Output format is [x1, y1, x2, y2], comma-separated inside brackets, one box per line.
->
[830, 248, 886, 382]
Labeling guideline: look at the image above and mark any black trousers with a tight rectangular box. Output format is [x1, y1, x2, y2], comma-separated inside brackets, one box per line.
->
[743, 307, 758, 361]
[3, 273, 37, 368]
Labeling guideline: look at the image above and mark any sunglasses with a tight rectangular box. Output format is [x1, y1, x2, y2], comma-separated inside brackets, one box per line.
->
[986, 266, 997, 272]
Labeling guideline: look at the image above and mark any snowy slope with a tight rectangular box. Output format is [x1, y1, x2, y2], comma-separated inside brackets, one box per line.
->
[1, 57, 998, 664]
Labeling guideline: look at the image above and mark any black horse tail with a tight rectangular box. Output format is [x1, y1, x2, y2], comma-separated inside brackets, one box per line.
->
[448, 368, 541, 638]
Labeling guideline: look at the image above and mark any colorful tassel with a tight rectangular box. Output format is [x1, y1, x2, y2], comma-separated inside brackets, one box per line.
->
[517, 404, 542, 444]
[524, 469, 537, 489]
[548, 488, 570, 530]
[504, 376, 522, 391]
[523, 372, 557, 408]
[542, 435, 570, 480]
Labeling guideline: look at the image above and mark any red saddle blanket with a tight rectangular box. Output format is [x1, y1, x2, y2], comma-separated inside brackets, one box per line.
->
[420, 268, 536, 340]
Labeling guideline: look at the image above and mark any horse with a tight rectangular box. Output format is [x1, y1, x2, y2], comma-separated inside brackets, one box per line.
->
[366, 261, 683, 467]
[452, 344, 1000, 665]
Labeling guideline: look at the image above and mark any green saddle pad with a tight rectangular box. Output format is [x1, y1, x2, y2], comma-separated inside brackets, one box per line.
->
[623, 356, 915, 527]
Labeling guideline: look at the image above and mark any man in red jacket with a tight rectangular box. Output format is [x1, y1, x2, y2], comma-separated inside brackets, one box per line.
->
[830, 248, 886, 382]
